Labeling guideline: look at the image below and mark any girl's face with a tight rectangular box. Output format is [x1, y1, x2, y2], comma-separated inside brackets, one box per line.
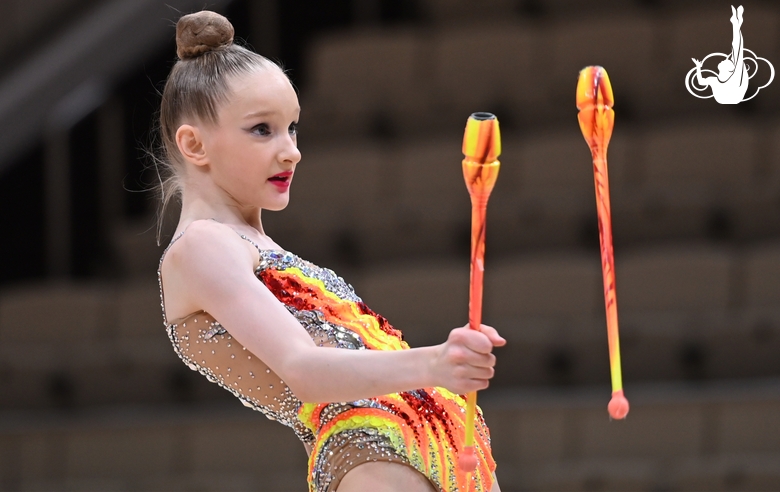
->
[200, 68, 301, 212]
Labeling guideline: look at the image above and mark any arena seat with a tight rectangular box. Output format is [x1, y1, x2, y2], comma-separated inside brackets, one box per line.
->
[724, 124, 780, 238]
[631, 122, 760, 239]
[116, 280, 165, 339]
[65, 426, 178, 478]
[395, 136, 471, 224]
[429, 23, 541, 125]
[672, 454, 780, 492]
[744, 242, 780, 308]
[504, 129, 598, 219]
[0, 284, 107, 343]
[0, 405, 307, 491]
[342, 136, 472, 259]
[480, 253, 603, 385]
[481, 380, 780, 490]
[606, 244, 780, 381]
[612, 246, 733, 381]
[485, 407, 568, 467]
[508, 130, 594, 199]
[474, 244, 770, 384]
[616, 245, 732, 312]
[640, 123, 756, 191]
[139, 474, 271, 492]
[718, 400, 780, 454]
[727, 243, 780, 378]
[303, 29, 428, 137]
[497, 129, 632, 247]
[581, 403, 705, 459]
[0, 338, 178, 409]
[528, 459, 656, 492]
[485, 253, 601, 321]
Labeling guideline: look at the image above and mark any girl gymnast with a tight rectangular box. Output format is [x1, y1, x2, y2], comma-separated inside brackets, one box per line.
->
[156, 11, 504, 491]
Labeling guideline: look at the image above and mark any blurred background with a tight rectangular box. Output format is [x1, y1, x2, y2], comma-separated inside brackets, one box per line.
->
[1, 0, 779, 490]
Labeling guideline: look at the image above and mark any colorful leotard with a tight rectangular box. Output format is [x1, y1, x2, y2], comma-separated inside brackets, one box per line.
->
[159, 232, 496, 491]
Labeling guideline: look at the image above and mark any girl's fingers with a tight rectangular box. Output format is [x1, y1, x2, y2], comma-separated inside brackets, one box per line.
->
[455, 325, 505, 354]
[479, 324, 507, 347]
[463, 350, 496, 369]
[462, 329, 493, 354]
[471, 365, 494, 380]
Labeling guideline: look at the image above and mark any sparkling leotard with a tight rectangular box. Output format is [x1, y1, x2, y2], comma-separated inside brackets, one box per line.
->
[159, 231, 496, 491]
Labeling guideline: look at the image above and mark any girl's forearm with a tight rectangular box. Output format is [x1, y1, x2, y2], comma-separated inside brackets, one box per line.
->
[283, 345, 440, 403]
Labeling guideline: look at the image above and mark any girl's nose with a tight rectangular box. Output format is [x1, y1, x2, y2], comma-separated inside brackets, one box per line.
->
[279, 135, 301, 165]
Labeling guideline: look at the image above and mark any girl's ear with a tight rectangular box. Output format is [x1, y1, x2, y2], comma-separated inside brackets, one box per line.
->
[175, 124, 209, 167]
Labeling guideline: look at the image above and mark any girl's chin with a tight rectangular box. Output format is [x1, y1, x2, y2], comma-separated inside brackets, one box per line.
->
[262, 197, 290, 212]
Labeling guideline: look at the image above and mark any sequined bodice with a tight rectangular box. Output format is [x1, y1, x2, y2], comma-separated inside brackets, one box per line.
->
[163, 248, 409, 444]
[162, 240, 496, 491]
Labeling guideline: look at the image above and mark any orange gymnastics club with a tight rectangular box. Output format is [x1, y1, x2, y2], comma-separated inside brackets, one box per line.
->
[576, 66, 629, 420]
[458, 112, 501, 472]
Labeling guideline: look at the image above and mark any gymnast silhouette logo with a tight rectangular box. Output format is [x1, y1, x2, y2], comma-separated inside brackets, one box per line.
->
[685, 5, 774, 104]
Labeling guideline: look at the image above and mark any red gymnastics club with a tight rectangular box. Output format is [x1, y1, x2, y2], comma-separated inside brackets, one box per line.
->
[576, 66, 629, 420]
[457, 112, 501, 472]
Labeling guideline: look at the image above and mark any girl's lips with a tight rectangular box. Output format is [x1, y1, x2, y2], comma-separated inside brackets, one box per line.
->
[269, 179, 290, 190]
[268, 171, 292, 190]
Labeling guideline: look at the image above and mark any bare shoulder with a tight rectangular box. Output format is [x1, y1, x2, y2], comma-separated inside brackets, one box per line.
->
[161, 220, 258, 321]
[166, 220, 256, 270]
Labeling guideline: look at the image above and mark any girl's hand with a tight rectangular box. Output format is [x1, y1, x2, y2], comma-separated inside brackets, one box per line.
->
[429, 324, 506, 394]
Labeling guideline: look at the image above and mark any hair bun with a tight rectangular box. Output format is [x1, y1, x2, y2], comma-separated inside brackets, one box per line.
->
[176, 11, 234, 60]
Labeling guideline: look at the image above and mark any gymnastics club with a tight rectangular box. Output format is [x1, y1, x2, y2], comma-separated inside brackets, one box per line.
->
[458, 112, 501, 472]
[576, 66, 629, 420]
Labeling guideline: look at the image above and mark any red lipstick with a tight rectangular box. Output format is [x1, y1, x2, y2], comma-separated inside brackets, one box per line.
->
[268, 171, 293, 191]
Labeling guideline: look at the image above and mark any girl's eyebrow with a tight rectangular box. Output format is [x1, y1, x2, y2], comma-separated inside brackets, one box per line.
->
[244, 110, 274, 119]
[243, 107, 301, 119]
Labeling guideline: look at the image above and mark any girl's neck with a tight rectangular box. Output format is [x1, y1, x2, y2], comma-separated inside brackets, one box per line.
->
[178, 188, 265, 236]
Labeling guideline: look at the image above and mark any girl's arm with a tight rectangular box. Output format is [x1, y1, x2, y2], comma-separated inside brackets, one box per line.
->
[162, 220, 505, 403]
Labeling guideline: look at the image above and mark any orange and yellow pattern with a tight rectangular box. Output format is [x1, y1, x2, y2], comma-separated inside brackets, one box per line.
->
[259, 266, 408, 351]
[258, 261, 496, 491]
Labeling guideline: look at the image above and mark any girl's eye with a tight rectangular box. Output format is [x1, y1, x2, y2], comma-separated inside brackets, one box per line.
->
[252, 123, 271, 136]
[288, 122, 298, 136]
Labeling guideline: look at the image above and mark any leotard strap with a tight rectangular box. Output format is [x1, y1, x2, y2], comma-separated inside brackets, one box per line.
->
[156, 219, 270, 326]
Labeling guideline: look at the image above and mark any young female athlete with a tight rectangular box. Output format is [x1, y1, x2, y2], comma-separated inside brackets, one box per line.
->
[156, 11, 504, 491]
